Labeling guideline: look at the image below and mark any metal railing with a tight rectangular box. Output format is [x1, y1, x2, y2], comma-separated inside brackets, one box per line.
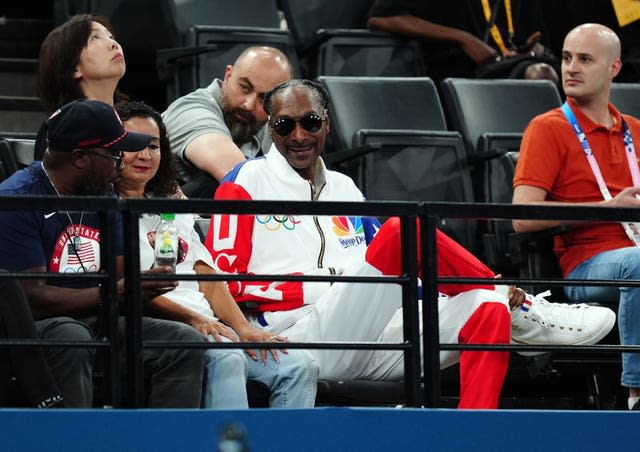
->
[1, 196, 640, 408]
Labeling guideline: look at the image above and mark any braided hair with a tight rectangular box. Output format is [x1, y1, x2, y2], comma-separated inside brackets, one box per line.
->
[263, 79, 330, 116]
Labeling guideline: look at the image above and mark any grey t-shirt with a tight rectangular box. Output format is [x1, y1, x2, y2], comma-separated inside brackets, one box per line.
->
[162, 79, 271, 183]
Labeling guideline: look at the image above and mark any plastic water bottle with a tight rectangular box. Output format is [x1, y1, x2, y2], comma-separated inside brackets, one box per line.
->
[154, 213, 178, 271]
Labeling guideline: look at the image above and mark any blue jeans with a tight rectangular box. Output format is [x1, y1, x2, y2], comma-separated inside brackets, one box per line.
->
[565, 246, 640, 388]
[203, 338, 318, 408]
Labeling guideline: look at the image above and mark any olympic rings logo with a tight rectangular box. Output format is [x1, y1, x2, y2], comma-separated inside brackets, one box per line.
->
[63, 264, 99, 273]
[256, 215, 301, 231]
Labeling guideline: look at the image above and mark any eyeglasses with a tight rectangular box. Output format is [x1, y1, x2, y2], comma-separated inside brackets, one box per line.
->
[271, 114, 324, 137]
[84, 149, 124, 168]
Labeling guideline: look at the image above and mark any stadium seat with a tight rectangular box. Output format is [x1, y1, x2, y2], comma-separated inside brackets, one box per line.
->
[193, 217, 210, 243]
[315, 33, 424, 77]
[0, 15, 51, 59]
[480, 151, 521, 273]
[172, 0, 281, 31]
[0, 8, 50, 149]
[439, 78, 562, 269]
[318, 76, 476, 253]
[156, 0, 299, 103]
[439, 78, 562, 170]
[167, 26, 299, 102]
[610, 82, 640, 118]
[0, 137, 35, 181]
[280, 0, 424, 77]
[0, 97, 47, 138]
[0, 58, 38, 98]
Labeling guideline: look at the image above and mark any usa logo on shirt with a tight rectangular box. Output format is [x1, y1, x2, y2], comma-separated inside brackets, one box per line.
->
[50, 224, 101, 273]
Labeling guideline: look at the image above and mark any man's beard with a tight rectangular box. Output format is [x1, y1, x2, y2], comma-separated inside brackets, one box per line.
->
[75, 167, 113, 196]
[219, 93, 263, 145]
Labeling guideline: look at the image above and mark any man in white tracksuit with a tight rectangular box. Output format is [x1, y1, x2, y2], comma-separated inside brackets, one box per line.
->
[205, 79, 615, 408]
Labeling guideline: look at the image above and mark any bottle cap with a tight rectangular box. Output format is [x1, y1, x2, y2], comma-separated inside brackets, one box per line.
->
[160, 213, 176, 221]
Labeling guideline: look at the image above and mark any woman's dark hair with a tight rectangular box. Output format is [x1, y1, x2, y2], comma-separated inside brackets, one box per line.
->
[114, 101, 180, 198]
[263, 79, 330, 116]
[37, 14, 122, 112]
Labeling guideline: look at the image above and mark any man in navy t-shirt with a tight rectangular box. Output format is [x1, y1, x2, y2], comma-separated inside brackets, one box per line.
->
[0, 100, 205, 407]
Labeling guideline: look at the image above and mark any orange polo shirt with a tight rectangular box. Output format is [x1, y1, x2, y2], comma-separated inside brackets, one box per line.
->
[514, 97, 640, 276]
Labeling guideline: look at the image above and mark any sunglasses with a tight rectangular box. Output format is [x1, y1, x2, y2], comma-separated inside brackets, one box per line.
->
[83, 149, 124, 168]
[272, 114, 324, 137]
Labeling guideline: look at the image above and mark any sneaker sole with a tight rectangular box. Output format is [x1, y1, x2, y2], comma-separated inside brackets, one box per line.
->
[512, 309, 616, 356]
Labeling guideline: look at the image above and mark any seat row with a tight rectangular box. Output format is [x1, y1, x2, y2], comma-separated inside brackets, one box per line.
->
[316, 76, 627, 409]
[2, 78, 640, 270]
[317, 77, 640, 273]
[50, 0, 423, 105]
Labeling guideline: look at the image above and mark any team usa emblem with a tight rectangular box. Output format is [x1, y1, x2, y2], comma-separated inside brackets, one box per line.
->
[50, 224, 101, 273]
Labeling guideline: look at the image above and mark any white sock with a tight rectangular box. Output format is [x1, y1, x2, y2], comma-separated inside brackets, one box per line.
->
[628, 396, 640, 410]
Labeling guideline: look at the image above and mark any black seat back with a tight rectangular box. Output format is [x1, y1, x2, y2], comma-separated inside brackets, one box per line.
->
[481, 150, 520, 272]
[158, 0, 299, 103]
[176, 27, 299, 100]
[0, 97, 47, 137]
[610, 82, 640, 118]
[280, 0, 372, 51]
[318, 76, 477, 252]
[319, 76, 446, 151]
[55, 0, 180, 49]
[173, 0, 281, 32]
[280, 0, 422, 77]
[440, 78, 562, 164]
[439, 78, 561, 270]
[0, 137, 35, 179]
[317, 34, 423, 77]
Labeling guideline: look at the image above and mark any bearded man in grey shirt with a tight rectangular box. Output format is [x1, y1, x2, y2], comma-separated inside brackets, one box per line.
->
[162, 46, 293, 198]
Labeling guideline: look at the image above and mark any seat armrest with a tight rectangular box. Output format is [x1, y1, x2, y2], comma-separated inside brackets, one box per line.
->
[156, 45, 218, 80]
[471, 132, 523, 164]
[324, 143, 381, 167]
[303, 28, 396, 54]
[511, 225, 570, 245]
[326, 129, 465, 167]
[510, 226, 571, 294]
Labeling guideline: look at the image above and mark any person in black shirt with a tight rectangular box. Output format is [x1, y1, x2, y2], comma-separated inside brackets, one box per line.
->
[367, 0, 558, 83]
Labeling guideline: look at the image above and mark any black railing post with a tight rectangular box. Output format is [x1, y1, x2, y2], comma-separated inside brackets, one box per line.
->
[421, 213, 441, 407]
[122, 207, 145, 407]
[400, 214, 421, 407]
[99, 208, 121, 408]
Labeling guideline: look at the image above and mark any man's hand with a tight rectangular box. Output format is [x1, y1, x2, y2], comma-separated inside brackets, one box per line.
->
[235, 324, 288, 365]
[138, 266, 179, 302]
[508, 285, 526, 311]
[495, 273, 526, 310]
[459, 32, 498, 64]
[607, 187, 640, 207]
[525, 31, 547, 58]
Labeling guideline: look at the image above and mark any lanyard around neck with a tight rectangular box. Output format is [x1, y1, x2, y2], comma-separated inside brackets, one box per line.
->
[480, 0, 513, 54]
[561, 101, 640, 201]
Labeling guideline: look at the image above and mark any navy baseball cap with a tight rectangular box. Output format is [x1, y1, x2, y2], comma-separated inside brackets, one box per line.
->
[46, 99, 151, 153]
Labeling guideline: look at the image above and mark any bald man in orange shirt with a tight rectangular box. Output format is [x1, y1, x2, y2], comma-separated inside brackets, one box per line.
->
[513, 23, 640, 410]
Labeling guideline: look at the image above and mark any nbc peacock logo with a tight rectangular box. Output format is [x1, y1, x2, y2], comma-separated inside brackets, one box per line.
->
[332, 216, 366, 249]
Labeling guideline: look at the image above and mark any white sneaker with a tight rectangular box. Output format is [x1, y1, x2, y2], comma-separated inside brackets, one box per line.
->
[510, 291, 616, 356]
